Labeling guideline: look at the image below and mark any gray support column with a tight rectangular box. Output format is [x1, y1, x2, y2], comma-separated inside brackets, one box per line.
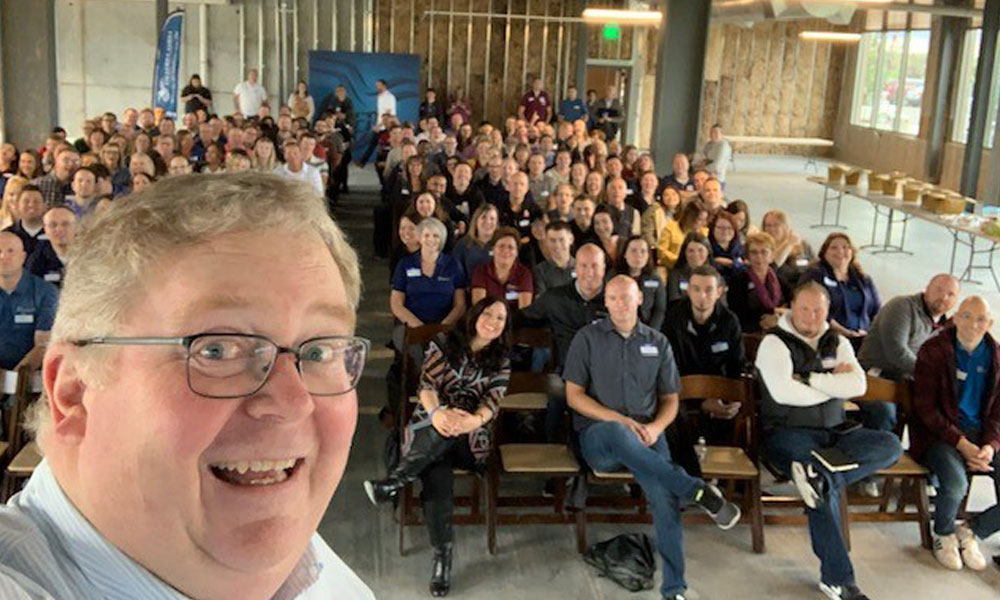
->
[155, 0, 168, 31]
[924, 13, 963, 183]
[573, 18, 587, 90]
[960, 0, 999, 197]
[1, 0, 58, 148]
[650, 0, 711, 164]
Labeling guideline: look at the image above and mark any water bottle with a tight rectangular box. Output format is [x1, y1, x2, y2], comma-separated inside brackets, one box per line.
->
[695, 436, 708, 462]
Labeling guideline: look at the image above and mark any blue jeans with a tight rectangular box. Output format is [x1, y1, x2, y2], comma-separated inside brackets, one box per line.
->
[764, 427, 903, 587]
[857, 401, 897, 432]
[579, 421, 703, 597]
[922, 441, 1000, 537]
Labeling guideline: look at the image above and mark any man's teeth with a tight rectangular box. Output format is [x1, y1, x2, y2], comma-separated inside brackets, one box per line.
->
[212, 458, 297, 474]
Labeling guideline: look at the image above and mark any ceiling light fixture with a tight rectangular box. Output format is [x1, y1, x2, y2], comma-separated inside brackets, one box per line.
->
[581, 8, 662, 25]
[799, 31, 863, 42]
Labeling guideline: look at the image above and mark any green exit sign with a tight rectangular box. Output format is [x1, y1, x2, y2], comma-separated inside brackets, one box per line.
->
[603, 24, 621, 40]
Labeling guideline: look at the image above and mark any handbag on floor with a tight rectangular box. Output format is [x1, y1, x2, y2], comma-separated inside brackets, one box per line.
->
[582, 532, 656, 592]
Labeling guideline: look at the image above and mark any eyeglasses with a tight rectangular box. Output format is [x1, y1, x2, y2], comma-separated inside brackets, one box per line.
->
[72, 333, 370, 399]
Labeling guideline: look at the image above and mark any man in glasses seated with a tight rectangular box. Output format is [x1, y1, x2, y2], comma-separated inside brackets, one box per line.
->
[0, 173, 375, 599]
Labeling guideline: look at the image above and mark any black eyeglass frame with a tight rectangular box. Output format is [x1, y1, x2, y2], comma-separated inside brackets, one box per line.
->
[71, 333, 371, 399]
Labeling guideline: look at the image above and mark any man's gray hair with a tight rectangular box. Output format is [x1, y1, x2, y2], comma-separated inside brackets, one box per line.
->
[28, 173, 361, 445]
[416, 217, 448, 252]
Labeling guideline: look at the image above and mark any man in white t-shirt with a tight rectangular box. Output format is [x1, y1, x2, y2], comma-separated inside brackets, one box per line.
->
[374, 79, 397, 130]
[275, 139, 324, 196]
[357, 79, 398, 166]
[233, 68, 269, 117]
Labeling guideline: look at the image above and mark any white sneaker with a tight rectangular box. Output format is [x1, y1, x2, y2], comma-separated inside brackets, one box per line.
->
[932, 534, 963, 571]
[956, 524, 988, 571]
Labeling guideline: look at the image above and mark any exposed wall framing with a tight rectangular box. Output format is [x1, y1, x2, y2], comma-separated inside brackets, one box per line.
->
[379, 0, 582, 126]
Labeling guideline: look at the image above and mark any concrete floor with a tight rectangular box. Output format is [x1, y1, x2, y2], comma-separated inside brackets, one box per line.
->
[319, 159, 1000, 599]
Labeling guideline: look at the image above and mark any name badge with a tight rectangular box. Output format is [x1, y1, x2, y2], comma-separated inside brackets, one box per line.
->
[747, 282, 756, 291]
[401, 189, 410, 195]
[14, 314, 34, 324]
[570, 271, 577, 278]
[796, 258, 809, 267]
[44, 272, 61, 282]
[437, 276, 451, 282]
[822, 276, 838, 287]
[518, 219, 531, 227]
[957, 370, 968, 381]
[821, 357, 837, 370]
[639, 344, 659, 357]
[504, 290, 519, 300]
[38, 233, 49, 241]
[643, 279, 659, 289]
[711, 341, 729, 353]
[679, 280, 688, 291]
[406, 268, 421, 278]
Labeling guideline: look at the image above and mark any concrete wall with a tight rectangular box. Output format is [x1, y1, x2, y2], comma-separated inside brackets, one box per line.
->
[53, 0, 370, 141]
[1, 0, 59, 148]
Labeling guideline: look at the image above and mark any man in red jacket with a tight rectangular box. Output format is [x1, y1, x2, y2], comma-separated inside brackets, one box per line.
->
[912, 295, 1000, 572]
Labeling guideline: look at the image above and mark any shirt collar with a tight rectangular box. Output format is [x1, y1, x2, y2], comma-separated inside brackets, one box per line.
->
[20, 460, 325, 600]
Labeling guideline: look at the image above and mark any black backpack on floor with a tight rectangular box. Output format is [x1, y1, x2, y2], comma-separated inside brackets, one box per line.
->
[583, 532, 656, 592]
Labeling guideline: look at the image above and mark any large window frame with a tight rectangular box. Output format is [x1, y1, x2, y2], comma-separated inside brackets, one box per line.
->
[951, 28, 1000, 149]
[850, 28, 931, 135]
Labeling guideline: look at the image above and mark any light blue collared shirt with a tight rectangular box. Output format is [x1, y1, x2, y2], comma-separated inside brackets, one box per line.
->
[0, 460, 375, 599]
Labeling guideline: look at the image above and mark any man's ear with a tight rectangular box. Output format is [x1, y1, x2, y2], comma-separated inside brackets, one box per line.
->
[42, 343, 88, 444]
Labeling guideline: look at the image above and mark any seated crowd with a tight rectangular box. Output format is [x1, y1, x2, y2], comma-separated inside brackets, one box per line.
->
[0, 70, 998, 600]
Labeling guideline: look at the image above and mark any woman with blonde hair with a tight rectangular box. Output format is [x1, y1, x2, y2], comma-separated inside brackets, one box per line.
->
[0, 175, 27, 230]
[761, 209, 814, 290]
[252, 137, 277, 172]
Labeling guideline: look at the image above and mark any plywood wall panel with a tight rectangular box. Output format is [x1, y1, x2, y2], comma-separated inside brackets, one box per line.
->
[776, 22, 800, 137]
[700, 20, 844, 155]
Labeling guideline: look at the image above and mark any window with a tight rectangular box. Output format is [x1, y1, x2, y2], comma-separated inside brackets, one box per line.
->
[851, 29, 930, 135]
[952, 28, 1000, 149]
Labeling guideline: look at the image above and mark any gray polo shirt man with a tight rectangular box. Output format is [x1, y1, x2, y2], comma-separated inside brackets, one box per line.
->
[532, 257, 575, 298]
[562, 317, 680, 431]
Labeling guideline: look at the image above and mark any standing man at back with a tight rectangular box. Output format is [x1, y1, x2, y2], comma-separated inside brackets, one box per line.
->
[518, 76, 552, 126]
[701, 125, 732, 187]
[233, 68, 269, 117]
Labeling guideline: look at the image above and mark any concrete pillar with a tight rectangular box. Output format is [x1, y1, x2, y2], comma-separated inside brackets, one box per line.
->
[1, 0, 58, 148]
[573, 20, 588, 91]
[960, 0, 999, 198]
[924, 13, 962, 184]
[650, 0, 711, 165]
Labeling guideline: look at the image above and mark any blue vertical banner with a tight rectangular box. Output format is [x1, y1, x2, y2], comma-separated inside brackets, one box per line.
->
[152, 10, 185, 119]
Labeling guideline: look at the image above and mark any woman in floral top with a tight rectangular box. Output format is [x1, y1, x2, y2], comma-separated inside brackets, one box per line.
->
[364, 297, 511, 597]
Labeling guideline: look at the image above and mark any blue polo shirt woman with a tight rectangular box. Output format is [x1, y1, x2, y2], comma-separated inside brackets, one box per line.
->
[799, 232, 881, 346]
[390, 217, 467, 350]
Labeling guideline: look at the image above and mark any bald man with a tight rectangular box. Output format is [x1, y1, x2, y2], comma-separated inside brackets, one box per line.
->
[0, 231, 58, 371]
[859, 274, 960, 431]
[564, 275, 741, 600]
[26, 206, 76, 288]
[911, 296, 1000, 571]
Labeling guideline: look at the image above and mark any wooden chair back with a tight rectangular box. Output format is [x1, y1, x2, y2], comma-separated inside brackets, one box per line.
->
[679, 374, 756, 455]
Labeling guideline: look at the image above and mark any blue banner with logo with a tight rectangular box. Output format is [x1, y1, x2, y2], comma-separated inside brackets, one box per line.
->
[152, 10, 185, 119]
[308, 51, 421, 162]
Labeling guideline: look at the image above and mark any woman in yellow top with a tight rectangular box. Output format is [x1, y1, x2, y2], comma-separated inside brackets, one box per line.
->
[657, 192, 704, 274]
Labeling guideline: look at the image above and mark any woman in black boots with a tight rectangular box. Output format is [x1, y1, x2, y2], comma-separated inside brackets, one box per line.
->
[364, 297, 512, 596]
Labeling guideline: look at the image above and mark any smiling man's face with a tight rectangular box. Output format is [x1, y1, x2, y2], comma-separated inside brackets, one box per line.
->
[52, 229, 358, 597]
